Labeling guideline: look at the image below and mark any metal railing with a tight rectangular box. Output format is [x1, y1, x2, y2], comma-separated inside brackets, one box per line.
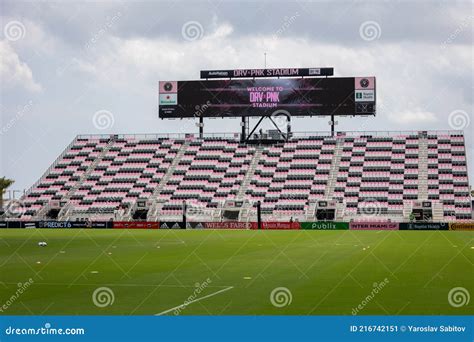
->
[76, 130, 465, 141]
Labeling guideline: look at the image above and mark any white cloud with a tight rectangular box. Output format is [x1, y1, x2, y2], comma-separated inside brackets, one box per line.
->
[207, 22, 233, 39]
[0, 40, 42, 92]
[1, 17, 58, 55]
[1, 4, 472, 188]
[388, 109, 438, 125]
[71, 24, 471, 130]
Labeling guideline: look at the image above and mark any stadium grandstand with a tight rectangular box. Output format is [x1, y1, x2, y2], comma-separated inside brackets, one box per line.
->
[2, 68, 472, 225]
[13, 130, 472, 223]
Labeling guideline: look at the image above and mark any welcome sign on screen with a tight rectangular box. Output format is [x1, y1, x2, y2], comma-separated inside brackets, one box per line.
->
[159, 77, 376, 118]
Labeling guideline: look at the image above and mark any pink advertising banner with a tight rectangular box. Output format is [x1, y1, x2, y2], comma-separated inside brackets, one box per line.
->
[349, 222, 399, 230]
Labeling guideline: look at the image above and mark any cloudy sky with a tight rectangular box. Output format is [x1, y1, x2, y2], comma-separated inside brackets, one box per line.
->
[0, 0, 472, 194]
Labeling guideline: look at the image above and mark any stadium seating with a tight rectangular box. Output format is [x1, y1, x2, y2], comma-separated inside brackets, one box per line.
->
[18, 131, 472, 222]
[248, 138, 335, 218]
[159, 139, 255, 217]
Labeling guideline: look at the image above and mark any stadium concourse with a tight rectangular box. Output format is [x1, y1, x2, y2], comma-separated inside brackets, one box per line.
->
[5, 129, 472, 227]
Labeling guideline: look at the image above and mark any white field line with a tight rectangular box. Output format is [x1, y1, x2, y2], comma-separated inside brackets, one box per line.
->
[0, 282, 230, 288]
[155, 286, 234, 316]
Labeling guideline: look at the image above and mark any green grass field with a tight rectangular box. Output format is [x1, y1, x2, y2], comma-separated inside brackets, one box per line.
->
[0, 229, 472, 315]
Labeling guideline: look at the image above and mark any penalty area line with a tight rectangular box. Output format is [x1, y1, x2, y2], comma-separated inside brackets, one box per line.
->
[155, 286, 234, 316]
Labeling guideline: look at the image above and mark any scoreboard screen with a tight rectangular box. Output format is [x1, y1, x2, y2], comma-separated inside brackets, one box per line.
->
[159, 77, 375, 118]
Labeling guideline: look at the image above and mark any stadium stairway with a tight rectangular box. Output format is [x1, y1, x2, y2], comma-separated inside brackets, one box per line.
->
[417, 135, 429, 201]
[235, 145, 263, 222]
[236, 145, 263, 200]
[304, 201, 317, 220]
[302, 137, 343, 221]
[56, 139, 116, 221]
[147, 140, 190, 221]
[32, 137, 113, 220]
[324, 137, 344, 199]
[432, 202, 445, 221]
[23, 137, 79, 200]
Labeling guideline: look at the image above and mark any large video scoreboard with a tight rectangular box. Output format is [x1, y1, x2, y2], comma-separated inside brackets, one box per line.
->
[159, 76, 375, 118]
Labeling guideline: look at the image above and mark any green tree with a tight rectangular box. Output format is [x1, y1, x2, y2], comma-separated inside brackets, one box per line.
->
[0, 177, 14, 210]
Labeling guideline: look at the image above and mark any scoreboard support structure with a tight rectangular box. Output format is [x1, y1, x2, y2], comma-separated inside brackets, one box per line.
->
[195, 114, 291, 142]
[199, 117, 204, 139]
[242, 113, 291, 142]
[330, 114, 335, 137]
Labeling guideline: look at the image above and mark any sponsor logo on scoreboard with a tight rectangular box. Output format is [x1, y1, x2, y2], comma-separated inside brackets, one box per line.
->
[355, 77, 375, 90]
[159, 81, 178, 93]
[208, 71, 230, 77]
[355, 90, 375, 102]
[159, 93, 177, 105]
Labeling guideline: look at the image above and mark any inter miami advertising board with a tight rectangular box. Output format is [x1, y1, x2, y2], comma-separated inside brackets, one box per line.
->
[159, 77, 376, 118]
